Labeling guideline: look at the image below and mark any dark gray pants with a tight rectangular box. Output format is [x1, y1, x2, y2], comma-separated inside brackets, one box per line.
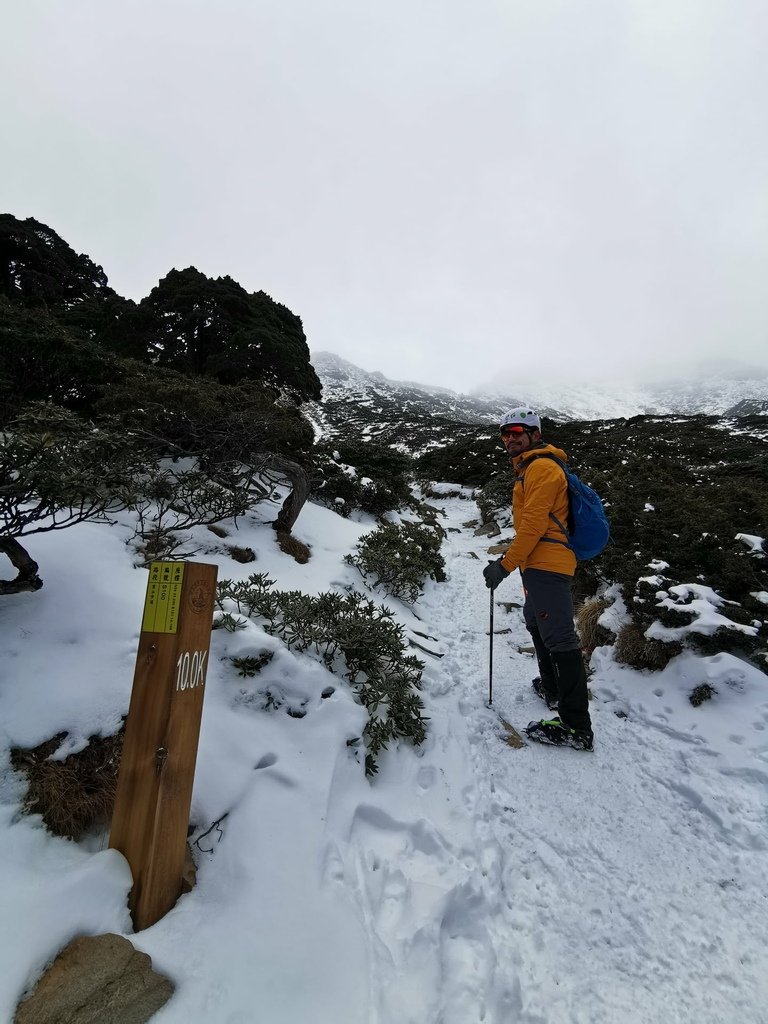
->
[521, 568, 591, 732]
[521, 568, 580, 652]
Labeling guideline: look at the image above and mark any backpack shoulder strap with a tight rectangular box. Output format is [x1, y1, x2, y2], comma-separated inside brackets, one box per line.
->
[515, 452, 567, 482]
[528, 452, 567, 472]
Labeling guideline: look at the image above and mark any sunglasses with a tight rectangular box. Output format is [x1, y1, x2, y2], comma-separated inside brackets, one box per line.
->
[500, 425, 527, 438]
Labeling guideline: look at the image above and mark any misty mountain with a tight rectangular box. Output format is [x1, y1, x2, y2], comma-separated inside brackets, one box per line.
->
[311, 351, 768, 425]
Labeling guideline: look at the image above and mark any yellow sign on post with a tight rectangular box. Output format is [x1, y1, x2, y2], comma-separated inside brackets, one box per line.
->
[141, 561, 185, 633]
[110, 560, 218, 932]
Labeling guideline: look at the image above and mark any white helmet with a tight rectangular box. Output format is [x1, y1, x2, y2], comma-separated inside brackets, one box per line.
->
[499, 408, 541, 431]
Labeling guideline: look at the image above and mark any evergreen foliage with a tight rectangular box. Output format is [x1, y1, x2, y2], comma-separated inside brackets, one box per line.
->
[216, 574, 427, 774]
[0, 300, 119, 423]
[1, 214, 113, 313]
[0, 402, 265, 580]
[119, 461, 259, 564]
[0, 404, 147, 538]
[415, 428, 500, 487]
[345, 521, 447, 603]
[0, 300, 314, 466]
[94, 359, 314, 466]
[1, 213, 321, 404]
[311, 439, 413, 518]
[117, 266, 321, 400]
[231, 651, 274, 676]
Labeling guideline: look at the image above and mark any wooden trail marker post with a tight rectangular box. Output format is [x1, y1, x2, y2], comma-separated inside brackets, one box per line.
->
[110, 560, 218, 931]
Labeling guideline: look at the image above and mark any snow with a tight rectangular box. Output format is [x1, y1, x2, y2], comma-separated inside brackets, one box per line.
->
[596, 584, 631, 634]
[736, 533, 766, 556]
[648, 584, 760, 642]
[2, 495, 768, 1022]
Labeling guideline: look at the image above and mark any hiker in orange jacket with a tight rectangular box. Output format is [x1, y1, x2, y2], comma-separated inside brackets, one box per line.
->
[482, 409, 593, 751]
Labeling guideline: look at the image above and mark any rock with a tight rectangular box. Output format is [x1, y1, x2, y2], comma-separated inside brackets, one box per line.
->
[487, 540, 513, 555]
[15, 934, 174, 1024]
[474, 522, 500, 538]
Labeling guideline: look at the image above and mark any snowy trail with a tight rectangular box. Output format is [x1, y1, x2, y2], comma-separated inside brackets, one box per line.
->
[3, 496, 768, 1023]
[344, 496, 768, 1024]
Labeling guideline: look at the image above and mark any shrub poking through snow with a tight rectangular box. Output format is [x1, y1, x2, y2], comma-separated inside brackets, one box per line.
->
[689, 683, 717, 707]
[11, 730, 123, 839]
[345, 522, 446, 603]
[231, 651, 274, 677]
[216, 574, 427, 774]
[213, 612, 248, 632]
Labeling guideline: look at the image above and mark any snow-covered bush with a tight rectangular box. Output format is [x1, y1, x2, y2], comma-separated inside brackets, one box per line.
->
[0, 404, 151, 593]
[216, 574, 427, 775]
[345, 521, 446, 603]
[311, 440, 412, 518]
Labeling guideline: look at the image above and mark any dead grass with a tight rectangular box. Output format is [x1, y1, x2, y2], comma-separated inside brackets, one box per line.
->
[576, 598, 613, 656]
[614, 623, 682, 672]
[207, 524, 229, 538]
[276, 530, 311, 564]
[11, 729, 124, 839]
[227, 545, 256, 564]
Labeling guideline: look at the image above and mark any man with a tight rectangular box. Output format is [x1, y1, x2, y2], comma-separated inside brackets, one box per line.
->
[482, 409, 593, 751]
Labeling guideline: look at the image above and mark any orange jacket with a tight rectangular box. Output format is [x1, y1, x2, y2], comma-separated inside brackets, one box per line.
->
[499, 442, 577, 576]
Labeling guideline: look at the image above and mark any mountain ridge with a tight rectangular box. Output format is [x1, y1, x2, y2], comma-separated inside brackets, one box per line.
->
[312, 350, 768, 422]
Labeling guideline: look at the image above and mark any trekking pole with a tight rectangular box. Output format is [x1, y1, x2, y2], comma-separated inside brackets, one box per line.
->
[488, 587, 494, 707]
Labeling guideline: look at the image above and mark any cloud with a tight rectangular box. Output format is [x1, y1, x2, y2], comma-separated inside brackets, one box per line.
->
[2, 0, 766, 391]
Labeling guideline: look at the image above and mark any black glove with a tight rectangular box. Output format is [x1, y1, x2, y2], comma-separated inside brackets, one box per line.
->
[483, 559, 510, 590]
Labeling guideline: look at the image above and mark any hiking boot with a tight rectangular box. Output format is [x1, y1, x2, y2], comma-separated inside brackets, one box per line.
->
[531, 676, 559, 711]
[525, 717, 594, 752]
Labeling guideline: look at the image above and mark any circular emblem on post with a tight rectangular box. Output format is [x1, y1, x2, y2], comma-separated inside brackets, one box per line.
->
[189, 580, 212, 614]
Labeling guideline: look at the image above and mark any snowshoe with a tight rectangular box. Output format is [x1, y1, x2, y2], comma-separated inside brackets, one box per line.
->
[531, 676, 559, 711]
[525, 717, 594, 752]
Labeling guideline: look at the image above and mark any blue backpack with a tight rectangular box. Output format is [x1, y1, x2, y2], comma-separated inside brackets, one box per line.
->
[520, 453, 610, 561]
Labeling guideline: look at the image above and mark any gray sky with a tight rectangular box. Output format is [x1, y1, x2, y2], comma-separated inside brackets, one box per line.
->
[3, 0, 767, 391]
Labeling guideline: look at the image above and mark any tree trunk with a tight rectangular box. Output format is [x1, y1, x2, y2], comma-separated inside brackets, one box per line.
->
[0, 536, 44, 595]
[270, 457, 310, 534]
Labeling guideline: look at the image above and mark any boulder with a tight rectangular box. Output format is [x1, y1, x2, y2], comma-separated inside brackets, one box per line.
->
[487, 540, 513, 555]
[474, 522, 500, 538]
[15, 934, 174, 1024]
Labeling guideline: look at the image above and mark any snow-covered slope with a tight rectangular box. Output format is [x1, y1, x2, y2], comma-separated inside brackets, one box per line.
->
[312, 351, 768, 423]
[312, 351, 508, 428]
[2, 495, 768, 1022]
